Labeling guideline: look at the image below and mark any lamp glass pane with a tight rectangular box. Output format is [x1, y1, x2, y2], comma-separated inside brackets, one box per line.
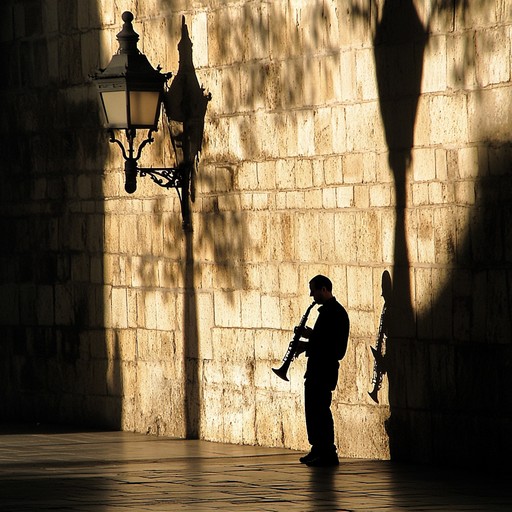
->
[101, 91, 128, 127]
[129, 91, 160, 126]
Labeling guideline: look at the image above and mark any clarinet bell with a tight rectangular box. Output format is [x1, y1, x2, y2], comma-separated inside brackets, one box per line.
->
[272, 365, 290, 381]
[368, 389, 379, 403]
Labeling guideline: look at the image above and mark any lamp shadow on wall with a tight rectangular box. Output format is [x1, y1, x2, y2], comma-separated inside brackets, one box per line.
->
[163, 16, 210, 438]
[360, 0, 512, 465]
[372, 0, 427, 461]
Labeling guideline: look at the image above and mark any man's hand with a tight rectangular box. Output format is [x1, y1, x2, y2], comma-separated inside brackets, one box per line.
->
[294, 325, 313, 339]
[300, 326, 313, 339]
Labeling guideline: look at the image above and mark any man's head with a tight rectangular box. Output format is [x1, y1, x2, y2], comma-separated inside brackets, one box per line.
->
[309, 275, 333, 304]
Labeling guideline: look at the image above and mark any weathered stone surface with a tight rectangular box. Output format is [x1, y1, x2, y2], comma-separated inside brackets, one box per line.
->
[1, 0, 512, 466]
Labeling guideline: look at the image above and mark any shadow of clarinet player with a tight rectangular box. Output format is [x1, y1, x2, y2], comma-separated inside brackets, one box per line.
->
[368, 271, 392, 404]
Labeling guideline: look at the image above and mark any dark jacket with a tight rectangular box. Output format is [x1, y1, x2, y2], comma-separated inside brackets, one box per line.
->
[305, 297, 349, 383]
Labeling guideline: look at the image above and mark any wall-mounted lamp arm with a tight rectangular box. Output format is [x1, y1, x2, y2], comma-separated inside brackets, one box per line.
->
[133, 130, 155, 161]
[139, 167, 183, 190]
[139, 165, 191, 230]
[108, 130, 129, 161]
[91, 11, 205, 231]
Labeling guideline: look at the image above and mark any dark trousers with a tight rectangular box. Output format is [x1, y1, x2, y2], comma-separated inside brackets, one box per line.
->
[304, 377, 336, 454]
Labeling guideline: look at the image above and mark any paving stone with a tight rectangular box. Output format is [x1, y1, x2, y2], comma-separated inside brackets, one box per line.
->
[0, 426, 511, 511]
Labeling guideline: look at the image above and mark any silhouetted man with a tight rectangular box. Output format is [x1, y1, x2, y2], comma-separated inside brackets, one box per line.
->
[296, 275, 350, 466]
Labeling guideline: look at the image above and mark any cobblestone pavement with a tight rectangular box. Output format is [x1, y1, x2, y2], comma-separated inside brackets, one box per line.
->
[0, 425, 510, 511]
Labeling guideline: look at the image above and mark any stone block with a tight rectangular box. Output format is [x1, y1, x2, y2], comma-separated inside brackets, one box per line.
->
[18, 284, 37, 325]
[347, 266, 374, 311]
[296, 109, 315, 157]
[355, 210, 381, 264]
[314, 107, 333, 156]
[237, 161, 258, 191]
[416, 208, 436, 264]
[320, 53, 342, 103]
[111, 287, 128, 329]
[55, 284, 73, 325]
[412, 148, 436, 182]
[429, 94, 468, 145]
[435, 149, 448, 180]
[324, 155, 342, 185]
[214, 290, 241, 328]
[454, 181, 476, 205]
[36, 286, 54, 326]
[334, 211, 357, 261]
[295, 212, 321, 262]
[343, 152, 364, 184]
[278, 263, 299, 296]
[0, 285, 18, 326]
[412, 183, 429, 206]
[294, 159, 313, 189]
[322, 187, 337, 209]
[429, 181, 454, 204]
[345, 101, 385, 152]
[369, 184, 391, 208]
[190, 11, 208, 68]
[331, 105, 347, 154]
[421, 35, 447, 93]
[433, 209, 456, 265]
[475, 26, 510, 87]
[240, 290, 262, 328]
[335, 403, 390, 459]
[355, 47, 378, 100]
[254, 390, 287, 447]
[339, 186, 356, 208]
[256, 160, 276, 189]
[446, 31, 476, 90]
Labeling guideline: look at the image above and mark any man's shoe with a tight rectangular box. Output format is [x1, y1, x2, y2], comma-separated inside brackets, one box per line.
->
[299, 451, 317, 464]
[305, 453, 339, 467]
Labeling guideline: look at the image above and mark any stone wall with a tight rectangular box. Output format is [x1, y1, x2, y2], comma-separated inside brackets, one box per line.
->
[1, 0, 511, 465]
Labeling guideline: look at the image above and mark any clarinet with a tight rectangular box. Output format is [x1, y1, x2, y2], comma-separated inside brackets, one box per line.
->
[272, 302, 316, 381]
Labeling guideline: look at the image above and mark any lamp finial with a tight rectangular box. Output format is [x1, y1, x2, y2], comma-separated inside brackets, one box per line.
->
[117, 11, 139, 54]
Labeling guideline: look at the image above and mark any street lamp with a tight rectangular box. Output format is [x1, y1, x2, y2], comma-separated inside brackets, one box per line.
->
[92, 11, 195, 228]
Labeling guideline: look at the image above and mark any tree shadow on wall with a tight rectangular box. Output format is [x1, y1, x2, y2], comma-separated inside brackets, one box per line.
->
[354, 0, 512, 465]
[155, 1, 339, 439]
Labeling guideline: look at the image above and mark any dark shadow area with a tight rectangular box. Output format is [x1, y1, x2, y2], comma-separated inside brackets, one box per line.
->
[0, 0, 119, 507]
[0, 476, 111, 511]
[421, 145, 512, 466]
[373, 0, 426, 338]
[352, 0, 512, 465]
[308, 467, 338, 507]
[0, 0, 119, 429]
